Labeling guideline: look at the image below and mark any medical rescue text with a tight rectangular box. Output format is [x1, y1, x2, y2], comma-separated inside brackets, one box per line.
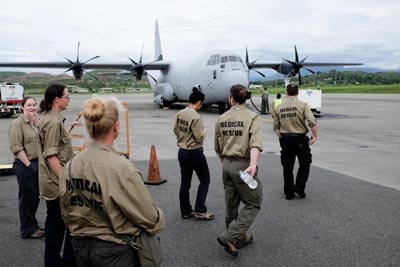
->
[66, 178, 104, 212]
[279, 106, 298, 118]
[220, 121, 244, 136]
[176, 118, 189, 133]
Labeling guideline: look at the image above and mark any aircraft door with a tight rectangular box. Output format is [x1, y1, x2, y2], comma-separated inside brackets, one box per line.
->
[204, 69, 217, 103]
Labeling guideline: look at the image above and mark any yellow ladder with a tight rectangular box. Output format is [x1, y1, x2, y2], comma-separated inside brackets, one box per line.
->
[67, 102, 131, 159]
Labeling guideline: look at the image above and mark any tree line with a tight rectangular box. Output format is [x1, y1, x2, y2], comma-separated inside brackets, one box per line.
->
[1, 70, 399, 91]
[262, 70, 400, 88]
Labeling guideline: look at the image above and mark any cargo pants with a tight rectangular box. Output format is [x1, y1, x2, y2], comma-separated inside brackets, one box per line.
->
[220, 158, 263, 245]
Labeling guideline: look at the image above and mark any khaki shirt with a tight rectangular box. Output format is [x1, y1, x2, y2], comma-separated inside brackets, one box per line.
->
[214, 104, 263, 158]
[8, 114, 40, 160]
[59, 141, 165, 245]
[39, 111, 74, 200]
[272, 97, 316, 133]
[173, 107, 205, 150]
[261, 91, 269, 99]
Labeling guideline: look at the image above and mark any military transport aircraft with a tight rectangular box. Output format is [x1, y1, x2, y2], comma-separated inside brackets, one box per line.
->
[0, 21, 362, 113]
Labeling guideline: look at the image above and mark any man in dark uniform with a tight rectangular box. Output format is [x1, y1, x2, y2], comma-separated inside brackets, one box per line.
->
[272, 82, 318, 200]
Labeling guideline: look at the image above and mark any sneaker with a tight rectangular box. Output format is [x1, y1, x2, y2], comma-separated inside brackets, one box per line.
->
[294, 186, 306, 198]
[285, 194, 295, 200]
[182, 212, 195, 219]
[295, 190, 306, 198]
[23, 228, 45, 239]
[193, 212, 214, 220]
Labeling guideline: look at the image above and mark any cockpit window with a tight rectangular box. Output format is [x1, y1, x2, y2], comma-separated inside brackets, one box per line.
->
[228, 56, 237, 62]
[209, 54, 245, 67]
[220, 55, 244, 63]
[207, 54, 220, 66]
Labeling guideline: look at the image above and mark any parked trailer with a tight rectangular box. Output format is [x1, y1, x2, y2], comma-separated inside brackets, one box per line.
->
[0, 82, 24, 117]
[298, 89, 322, 116]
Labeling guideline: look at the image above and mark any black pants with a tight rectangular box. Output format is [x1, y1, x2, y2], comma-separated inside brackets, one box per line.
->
[45, 198, 76, 267]
[178, 148, 210, 215]
[72, 237, 140, 267]
[13, 159, 40, 238]
[279, 134, 312, 196]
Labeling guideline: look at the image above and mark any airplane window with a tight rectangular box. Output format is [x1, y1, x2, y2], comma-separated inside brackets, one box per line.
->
[214, 55, 220, 65]
[207, 55, 214, 65]
[207, 54, 220, 66]
[229, 56, 237, 62]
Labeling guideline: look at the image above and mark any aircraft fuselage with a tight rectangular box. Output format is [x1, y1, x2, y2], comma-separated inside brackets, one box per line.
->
[149, 51, 249, 107]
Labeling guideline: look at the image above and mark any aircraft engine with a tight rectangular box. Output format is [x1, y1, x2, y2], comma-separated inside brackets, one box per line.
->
[281, 45, 315, 85]
[58, 42, 99, 80]
[154, 95, 163, 105]
[127, 46, 160, 82]
[72, 66, 84, 80]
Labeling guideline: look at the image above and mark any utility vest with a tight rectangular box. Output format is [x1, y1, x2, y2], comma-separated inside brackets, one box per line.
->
[273, 99, 282, 109]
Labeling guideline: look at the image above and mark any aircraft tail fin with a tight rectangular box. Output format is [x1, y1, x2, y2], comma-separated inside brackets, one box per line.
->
[154, 20, 163, 61]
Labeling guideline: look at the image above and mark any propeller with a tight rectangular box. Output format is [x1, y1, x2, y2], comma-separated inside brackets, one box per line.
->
[282, 45, 315, 85]
[127, 45, 160, 83]
[57, 42, 100, 80]
[245, 46, 266, 78]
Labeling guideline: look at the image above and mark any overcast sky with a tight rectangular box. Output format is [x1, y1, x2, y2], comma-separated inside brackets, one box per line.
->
[0, 0, 399, 76]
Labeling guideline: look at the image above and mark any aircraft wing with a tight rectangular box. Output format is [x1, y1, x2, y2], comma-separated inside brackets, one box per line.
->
[0, 62, 77, 69]
[85, 62, 170, 70]
[246, 45, 362, 83]
[252, 62, 362, 69]
[0, 61, 170, 80]
[0, 62, 170, 70]
[249, 59, 362, 84]
[296, 62, 362, 67]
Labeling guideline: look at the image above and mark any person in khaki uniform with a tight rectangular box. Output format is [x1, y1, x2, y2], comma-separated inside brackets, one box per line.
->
[173, 87, 214, 220]
[8, 96, 44, 239]
[214, 84, 263, 257]
[272, 82, 318, 200]
[38, 84, 76, 267]
[60, 97, 165, 267]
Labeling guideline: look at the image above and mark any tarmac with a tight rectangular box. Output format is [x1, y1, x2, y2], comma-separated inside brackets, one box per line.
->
[0, 92, 399, 267]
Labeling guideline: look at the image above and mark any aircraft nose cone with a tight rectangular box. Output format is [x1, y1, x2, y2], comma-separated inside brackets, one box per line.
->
[223, 69, 249, 88]
[216, 70, 249, 103]
[203, 69, 250, 104]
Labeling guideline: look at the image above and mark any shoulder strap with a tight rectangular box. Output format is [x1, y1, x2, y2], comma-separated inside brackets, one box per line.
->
[68, 160, 140, 249]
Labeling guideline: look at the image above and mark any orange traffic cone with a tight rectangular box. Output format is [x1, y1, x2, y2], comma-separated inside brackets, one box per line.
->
[145, 145, 167, 185]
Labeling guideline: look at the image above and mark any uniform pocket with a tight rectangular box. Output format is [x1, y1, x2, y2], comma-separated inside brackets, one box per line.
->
[95, 243, 131, 257]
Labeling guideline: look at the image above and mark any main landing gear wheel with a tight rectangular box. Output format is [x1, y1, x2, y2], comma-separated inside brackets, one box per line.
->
[159, 97, 171, 109]
[218, 102, 227, 114]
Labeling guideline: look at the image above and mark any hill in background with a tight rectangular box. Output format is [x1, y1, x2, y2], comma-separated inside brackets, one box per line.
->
[1, 67, 399, 91]
[0, 71, 73, 84]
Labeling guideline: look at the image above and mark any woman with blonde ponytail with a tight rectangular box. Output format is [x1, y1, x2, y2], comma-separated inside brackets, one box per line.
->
[60, 97, 165, 267]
